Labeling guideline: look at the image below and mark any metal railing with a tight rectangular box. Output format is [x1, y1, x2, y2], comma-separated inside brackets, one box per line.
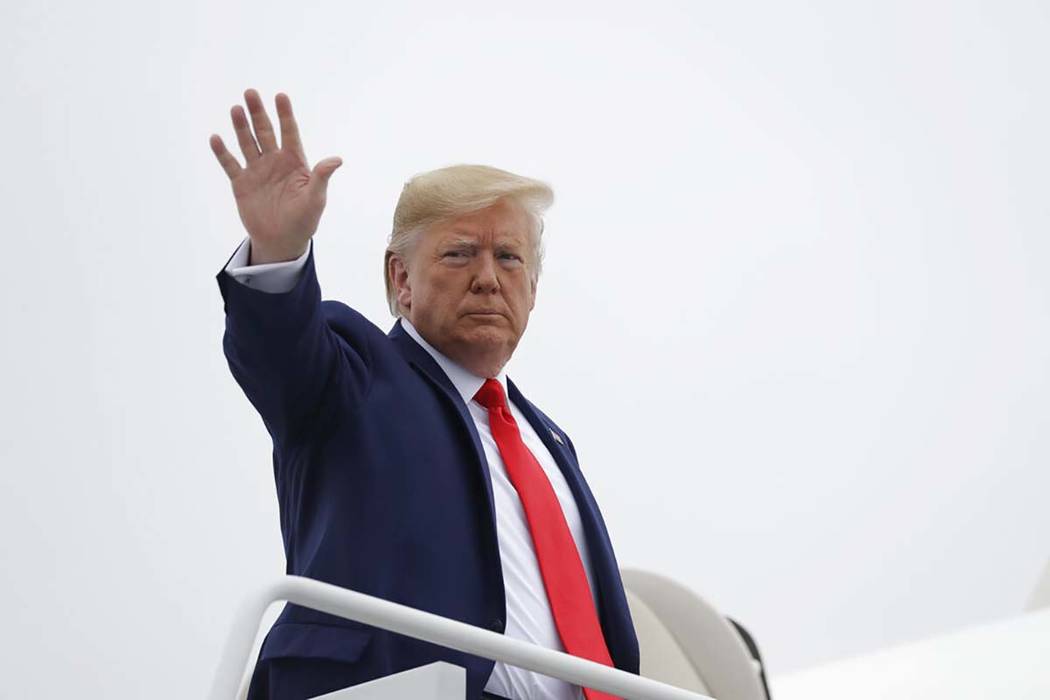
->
[209, 575, 714, 700]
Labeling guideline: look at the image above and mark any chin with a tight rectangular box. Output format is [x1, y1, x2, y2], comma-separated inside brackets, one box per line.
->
[461, 325, 510, 347]
[451, 320, 514, 353]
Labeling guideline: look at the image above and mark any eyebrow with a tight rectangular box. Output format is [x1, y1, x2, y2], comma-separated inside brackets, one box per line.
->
[443, 234, 525, 249]
[441, 238, 478, 251]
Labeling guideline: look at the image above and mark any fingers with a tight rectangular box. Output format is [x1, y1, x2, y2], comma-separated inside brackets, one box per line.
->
[275, 93, 307, 162]
[244, 88, 279, 153]
[209, 134, 242, 180]
[211, 89, 312, 181]
[231, 104, 261, 163]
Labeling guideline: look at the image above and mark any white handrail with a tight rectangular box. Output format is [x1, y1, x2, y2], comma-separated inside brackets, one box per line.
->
[209, 575, 715, 700]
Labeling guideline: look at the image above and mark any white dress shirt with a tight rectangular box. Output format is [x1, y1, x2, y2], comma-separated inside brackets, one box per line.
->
[225, 238, 597, 700]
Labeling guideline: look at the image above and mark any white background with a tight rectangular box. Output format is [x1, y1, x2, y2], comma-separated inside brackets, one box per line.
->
[1, 1, 1047, 697]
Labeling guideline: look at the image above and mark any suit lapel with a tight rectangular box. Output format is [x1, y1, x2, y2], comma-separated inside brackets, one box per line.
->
[387, 320, 500, 534]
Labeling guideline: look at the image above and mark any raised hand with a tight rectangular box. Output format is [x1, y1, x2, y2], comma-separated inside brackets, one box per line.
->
[209, 89, 342, 264]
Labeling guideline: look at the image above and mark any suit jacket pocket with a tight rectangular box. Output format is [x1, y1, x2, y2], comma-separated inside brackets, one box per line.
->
[259, 622, 373, 664]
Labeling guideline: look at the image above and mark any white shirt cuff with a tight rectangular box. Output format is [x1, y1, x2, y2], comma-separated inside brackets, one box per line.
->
[224, 238, 311, 294]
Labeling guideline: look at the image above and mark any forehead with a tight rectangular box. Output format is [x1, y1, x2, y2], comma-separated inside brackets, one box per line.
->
[429, 199, 532, 244]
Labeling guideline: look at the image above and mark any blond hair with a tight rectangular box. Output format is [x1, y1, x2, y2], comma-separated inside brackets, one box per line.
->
[384, 164, 554, 316]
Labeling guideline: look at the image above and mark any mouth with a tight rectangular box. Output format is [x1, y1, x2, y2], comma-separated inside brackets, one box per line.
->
[462, 311, 506, 320]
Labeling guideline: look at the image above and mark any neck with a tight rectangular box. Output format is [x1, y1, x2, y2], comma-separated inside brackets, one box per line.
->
[450, 352, 507, 379]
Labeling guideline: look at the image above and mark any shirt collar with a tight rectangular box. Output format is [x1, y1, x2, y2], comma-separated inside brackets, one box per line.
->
[399, 317, 509, 406]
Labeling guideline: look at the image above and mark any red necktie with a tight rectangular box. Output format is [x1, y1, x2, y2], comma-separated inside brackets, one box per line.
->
[474, 378, 621, 700]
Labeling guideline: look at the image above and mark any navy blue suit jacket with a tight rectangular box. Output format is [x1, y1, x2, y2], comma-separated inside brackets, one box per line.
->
[217, 247, 639, 699]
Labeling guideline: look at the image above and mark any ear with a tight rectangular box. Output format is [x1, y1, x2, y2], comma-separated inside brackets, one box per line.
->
[389, 255, 412, 312]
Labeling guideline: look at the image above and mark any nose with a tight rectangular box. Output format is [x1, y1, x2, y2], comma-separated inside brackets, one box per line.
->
[470, 252, 501, 294]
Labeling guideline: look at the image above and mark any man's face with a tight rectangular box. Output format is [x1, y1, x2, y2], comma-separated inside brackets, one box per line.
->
[392, 198, 538, 377]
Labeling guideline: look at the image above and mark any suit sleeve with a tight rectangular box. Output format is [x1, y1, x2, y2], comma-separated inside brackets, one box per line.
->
[216, 241, 372, 447]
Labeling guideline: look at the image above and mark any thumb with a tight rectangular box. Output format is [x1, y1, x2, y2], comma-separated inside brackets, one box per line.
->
[311, 157, 343, 189]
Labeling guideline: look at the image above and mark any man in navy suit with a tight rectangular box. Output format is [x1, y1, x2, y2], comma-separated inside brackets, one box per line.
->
[210, 89, 639, 700]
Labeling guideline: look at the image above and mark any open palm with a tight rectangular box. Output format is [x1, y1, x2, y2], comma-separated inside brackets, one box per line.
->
[209, 89, 342, 264]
